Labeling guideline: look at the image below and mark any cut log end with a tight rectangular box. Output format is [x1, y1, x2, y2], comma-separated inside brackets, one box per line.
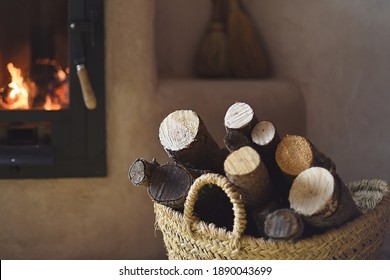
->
[158, 109, 223, 172]
[159, 110, 200, 152]
[128, 158, 159, 187]
[264, 209, 304, 240]
[289, 167, 335, 216]
[251, 120, 276, 146]
[224, 146, 260, 176]
[224, 102, 257, 132]
[148, 164, 194, 210]
[275, 135, 313, 176]
[224, 146, 272, 208]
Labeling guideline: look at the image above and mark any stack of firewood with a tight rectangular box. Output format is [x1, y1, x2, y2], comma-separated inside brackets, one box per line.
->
[128, 102, 362, 240]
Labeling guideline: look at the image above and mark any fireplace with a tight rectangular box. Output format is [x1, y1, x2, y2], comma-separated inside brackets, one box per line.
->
[0, 0, 106, 178]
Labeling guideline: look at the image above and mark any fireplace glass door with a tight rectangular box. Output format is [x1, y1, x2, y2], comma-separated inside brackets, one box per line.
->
[0, 0, 106, 178]
[0, 0, 69, 110]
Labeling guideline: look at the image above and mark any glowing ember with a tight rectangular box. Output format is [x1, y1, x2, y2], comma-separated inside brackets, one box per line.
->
[0, 60, 69, 110]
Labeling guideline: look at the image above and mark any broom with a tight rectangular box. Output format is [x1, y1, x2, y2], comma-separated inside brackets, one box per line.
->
[226, 0, 268, 78]
[196, 0, 230, 78]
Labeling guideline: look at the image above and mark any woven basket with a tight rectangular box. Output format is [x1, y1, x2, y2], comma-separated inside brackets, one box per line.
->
[154, 173, 390, 260]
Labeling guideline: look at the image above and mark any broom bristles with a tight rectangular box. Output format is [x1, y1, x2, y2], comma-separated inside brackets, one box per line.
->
[197, 23, 229, 77]
[226, 1, 268, 78]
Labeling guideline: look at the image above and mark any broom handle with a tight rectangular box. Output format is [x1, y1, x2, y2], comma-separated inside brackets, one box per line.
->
[228, 0, 241, 12]
[211, 0, 223, 23]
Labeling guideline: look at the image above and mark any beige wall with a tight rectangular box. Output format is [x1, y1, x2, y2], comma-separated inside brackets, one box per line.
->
[245, 0, 390, 255]
[1, 0, 389, 259]
[0, 0, 166, 260]
[246, 0, 390, 184]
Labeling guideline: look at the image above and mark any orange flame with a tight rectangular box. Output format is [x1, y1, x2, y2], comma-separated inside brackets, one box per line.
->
[2, 63, 30, 109]
[1, 61, 69, 110]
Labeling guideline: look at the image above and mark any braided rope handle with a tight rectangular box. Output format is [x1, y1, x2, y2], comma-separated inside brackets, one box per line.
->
[183, 173, 247, 240]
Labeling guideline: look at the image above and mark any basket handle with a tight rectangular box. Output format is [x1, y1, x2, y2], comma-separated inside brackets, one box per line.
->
[183, 173, 247, 241]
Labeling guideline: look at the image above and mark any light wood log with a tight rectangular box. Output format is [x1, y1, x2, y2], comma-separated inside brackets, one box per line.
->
[128, 158, 159, 187]
[224, 146, 272, 209]
[275, 135, 336, 179]
[251, 120, 279, 148]
[264, 208, 304, 240]
[251, 120, 290, 205]
[289, 167, 362, 228]
[224, 102, 258, 137]
[159, 110, 224, 173]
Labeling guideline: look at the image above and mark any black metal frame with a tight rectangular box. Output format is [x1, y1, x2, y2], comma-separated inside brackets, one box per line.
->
[0, 0, 106, 178]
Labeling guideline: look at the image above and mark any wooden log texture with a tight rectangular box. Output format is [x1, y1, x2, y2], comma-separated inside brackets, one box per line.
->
[128, 158, 159, 187]
[289, 167, 362, 229]
[249, 200, 280, 237]
[148, 164, 195, 210]
[224, 146, 273, 209]
[224, 102, 258, 137]
[264, 208, 304, 240]
[251, 120, 290, 205]
[159, 110, 224, 173]
[275, 134, 336, 179]
[223, 130, 252, 152]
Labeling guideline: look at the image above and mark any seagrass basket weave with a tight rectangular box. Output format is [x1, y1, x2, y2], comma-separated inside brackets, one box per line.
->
[154, 173, 390, 260]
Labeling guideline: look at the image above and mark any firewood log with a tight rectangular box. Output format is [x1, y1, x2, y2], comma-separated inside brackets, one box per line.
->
[264, 208, 304, 240]
[248, 200, 280, 237]
[223, 130, 252, 152]
[128, 158, 159, 187]
[251, 120, 290, 205]
[148, 163, 195, 210]
[289, 167, 362, 229]
[132, 160, 230, 223]
[148, 165, 234, 229]
[159, 110, 224, 173]
[224, 146, 273, 209]
[224, 102, 258, 137]
[275, 134, 336, 180]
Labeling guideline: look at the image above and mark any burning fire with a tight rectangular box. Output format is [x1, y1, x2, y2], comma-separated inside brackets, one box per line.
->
[1, 63, 29, 110]
[0, 60, 69, 110]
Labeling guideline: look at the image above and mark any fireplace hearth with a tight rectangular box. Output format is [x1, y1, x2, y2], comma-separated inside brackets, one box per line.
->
[0, 0, 106, 178]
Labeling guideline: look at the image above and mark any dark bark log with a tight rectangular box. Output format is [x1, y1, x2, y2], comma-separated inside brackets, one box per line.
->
[289, 167, 362, 229]
[148, 164, 195, 210]
[128, 158, 159, 187]
[264, 208, 304, 240]
[224, 146, 273, 209]
[251, 120, 291, 206]
[275, 134, 336, 180]
[223, 130, 252, 152]
[159, 110, 224, 173]
[248, 200, 280, 237]
[224, 102, 258, 138]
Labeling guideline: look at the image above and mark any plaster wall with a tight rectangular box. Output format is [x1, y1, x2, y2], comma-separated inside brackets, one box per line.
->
[245, 0, 390, 255]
